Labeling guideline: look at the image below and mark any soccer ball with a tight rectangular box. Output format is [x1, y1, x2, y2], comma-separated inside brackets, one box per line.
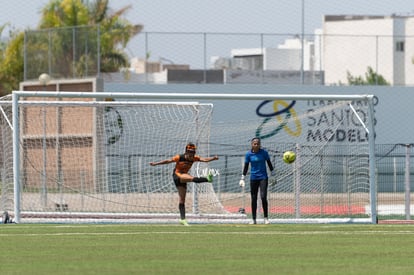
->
[38, 73, 51, 85]
[283, 151, 296, 164]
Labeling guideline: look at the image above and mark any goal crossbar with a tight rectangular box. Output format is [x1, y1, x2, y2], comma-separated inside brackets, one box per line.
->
[13, 90, 375, 101]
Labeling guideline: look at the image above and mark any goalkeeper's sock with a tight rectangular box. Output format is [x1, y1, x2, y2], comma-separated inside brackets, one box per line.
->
[262, 200, 268, 218]
[179, 203, 185, 220]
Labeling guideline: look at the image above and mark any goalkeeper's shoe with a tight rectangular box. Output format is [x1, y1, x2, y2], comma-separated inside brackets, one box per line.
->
[249, 219, 257, 225]
[264, 218, 270, 225]
[180, 219, 190, 226]
[207, 172, 213, 183]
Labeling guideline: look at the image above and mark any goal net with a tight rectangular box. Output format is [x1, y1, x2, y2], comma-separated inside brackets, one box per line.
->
[1, 91, 377, 224]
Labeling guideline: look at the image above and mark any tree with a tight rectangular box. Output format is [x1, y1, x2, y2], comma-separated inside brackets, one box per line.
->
[346, 66, 389, 85]
[0, 0, 142, 94]
[0, 24, 7, 95]
[39, 0, 142, 73]
[0, 25, 24, 96]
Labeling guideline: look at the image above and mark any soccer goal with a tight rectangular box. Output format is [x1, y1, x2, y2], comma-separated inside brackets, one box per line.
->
[1, 91, 377, 224]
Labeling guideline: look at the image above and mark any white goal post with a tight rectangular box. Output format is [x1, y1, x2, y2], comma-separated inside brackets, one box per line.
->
[4, 91, 377, 224]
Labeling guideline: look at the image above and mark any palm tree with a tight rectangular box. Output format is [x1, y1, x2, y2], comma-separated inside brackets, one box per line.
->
[0, 0, 142, 93]
[37, 0, 142, 76]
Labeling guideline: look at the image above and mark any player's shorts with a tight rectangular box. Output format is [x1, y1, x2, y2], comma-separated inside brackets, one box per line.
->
[173, 173, 186, 188]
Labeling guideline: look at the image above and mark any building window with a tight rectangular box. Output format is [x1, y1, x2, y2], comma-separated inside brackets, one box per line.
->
[396, 41, 404, 52]
[233, 55, 263, 70]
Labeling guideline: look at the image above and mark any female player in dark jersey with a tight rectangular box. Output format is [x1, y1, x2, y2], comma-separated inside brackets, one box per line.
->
[150, 143, 219, 226]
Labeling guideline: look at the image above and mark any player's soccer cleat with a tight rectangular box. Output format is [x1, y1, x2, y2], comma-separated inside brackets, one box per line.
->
[264, 218, 270, 225]
[180, 219, 189, 226]
[249, 219, 257, 225]
[207, 172, 213, 183]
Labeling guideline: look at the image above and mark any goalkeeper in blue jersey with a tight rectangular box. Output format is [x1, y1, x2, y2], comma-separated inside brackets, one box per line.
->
[239, 137, 275, 225]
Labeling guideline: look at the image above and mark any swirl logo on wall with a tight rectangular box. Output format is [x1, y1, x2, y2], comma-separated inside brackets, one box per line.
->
[104, 106, 124, 145]
[255, 100, 302, 139]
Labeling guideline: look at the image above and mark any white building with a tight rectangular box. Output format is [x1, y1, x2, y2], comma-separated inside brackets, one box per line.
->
[323, 15, 414, 85]
[216, 35, 320, 72]
[211, 32, 323, 84]
[218, 14, 414, 86]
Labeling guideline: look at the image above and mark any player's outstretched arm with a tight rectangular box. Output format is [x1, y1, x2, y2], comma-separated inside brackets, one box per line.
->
[150, 158, 174, 166]
[199, 155, 219, 162]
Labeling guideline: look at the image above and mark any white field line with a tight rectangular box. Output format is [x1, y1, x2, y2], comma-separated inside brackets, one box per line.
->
[1, 230, 414, 237]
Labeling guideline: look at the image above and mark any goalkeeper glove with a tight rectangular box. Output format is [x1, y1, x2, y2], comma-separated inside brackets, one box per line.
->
[271, 170, 276, 177]
[239, 175, 245, 187]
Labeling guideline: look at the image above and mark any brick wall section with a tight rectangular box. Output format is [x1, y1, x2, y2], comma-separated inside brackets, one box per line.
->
[20, 80, 98, 191]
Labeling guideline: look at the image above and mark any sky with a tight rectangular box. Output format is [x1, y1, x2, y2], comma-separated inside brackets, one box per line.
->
[2, 0, 414, 67]
[2, 0, 414, 33]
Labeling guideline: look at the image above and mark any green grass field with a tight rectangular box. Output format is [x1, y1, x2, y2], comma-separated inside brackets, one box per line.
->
[1, 223, 414, 274]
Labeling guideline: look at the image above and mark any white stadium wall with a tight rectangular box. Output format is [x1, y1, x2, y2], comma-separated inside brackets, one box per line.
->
[103, 83, 412, 145]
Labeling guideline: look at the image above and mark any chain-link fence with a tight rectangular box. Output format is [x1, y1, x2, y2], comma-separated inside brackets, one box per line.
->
[375, 144, 414, 219]
[24, 26, 100, 81]
[25, 27, 414, 86]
